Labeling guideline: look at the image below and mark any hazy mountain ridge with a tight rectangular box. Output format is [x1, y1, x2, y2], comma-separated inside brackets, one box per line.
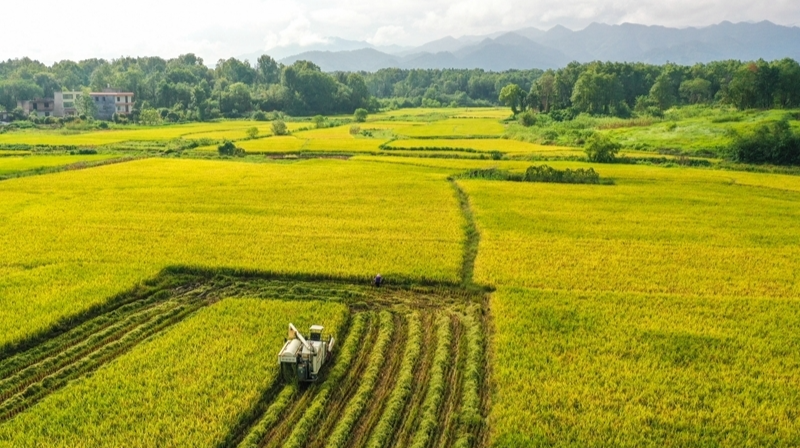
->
[274, 21, 800, 72]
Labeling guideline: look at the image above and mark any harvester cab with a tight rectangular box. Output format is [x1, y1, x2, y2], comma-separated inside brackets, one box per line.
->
[278, 323, 335, 383]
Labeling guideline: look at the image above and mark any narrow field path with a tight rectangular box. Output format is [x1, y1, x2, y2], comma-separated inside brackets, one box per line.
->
[449, 180, 481, 288]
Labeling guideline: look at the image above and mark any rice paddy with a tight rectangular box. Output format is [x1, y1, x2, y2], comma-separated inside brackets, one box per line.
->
[0, 106, 798, 447]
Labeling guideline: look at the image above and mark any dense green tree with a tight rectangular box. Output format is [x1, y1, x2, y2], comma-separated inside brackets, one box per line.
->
[679, 78, 712, 104]
[353, 108, 368, 122]
[76, 88, 97, 119]
[256, 55, 280, 85]
[499, 83, 526, 114]
[0, 78, 43, 110]
[728, 119, 800, 165]
[571, 70, 622, 114]
[585, 133, 621, 163]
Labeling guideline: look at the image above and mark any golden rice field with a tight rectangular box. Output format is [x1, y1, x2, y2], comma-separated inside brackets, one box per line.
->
[0, 158, 463, 347]
[393, 118, 505, 137]
[0, 154, 120, 175]
[0, 107, 799, 447]
[0, 298, 349, 447]
[378, 107, 507, 119]
[456, 162, 800, 447]
[386, 138, 579, 156]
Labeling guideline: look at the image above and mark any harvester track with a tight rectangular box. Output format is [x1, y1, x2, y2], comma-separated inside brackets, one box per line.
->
[0, 271, 490, 448]
[0, 285, 211, 423]
[343, 313, 408, 448]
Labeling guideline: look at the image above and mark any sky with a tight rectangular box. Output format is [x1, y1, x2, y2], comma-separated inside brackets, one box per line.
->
[1, 0, 798, 65]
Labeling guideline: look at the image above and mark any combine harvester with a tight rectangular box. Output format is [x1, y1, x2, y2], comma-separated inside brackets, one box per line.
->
[278, 323, 335, 382]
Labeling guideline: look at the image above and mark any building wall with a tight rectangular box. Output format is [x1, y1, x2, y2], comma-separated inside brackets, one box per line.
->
[53, 92, 80, 117]
[113, 94, 134, 115]
[17, 99, 55, 117]
[93, 95, 117, 120]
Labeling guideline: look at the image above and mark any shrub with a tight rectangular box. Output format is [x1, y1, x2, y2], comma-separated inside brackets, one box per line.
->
[519, 110, 537, 127]
[252, 111, 268, 121]
[349, 125, 361, 136]
[353, 108, 368, 123]
[727, 119, 800, 166]
[524, 165, 600, 184]
[456, 165, 603, 185]
[313, 115, 326, 129]
[245, 127, 259, 139]
[271, 120, 288, 136]
[584, 133, 621, 163]
[217, 140, 244, 156]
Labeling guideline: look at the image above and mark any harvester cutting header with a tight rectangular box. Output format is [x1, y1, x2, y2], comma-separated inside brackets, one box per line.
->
[278, 323, 335, 382]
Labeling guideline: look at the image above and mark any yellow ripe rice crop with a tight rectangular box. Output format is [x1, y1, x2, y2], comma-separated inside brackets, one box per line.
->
[462, 169, 800, 298]
[393, 118, 505, 137]
[181, 122, 308, 141]
[293, 125, 357, 139]
[376, 107, 506, 119]
[0, 158, 463, 347]
[489, 287, 800, 447]
[302, 138, 386, 152]
[455, 160, 800, 447]
[236, 136, 307, 152]
[0, 121, 306, 147]
[0, 298, 349, 447]
[0, 150, 31, 156]
[0, 154, 120, 175]
[386, 138, 578, 155]
[451, 108, 511, 119]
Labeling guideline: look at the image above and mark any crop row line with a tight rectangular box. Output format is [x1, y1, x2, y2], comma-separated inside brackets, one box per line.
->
[0, 300, 205, 422]
[0, 289, 170, 378]
[236, 385, 297, 448]
[324, 310, 396, 448]
[280, 312, 378, 448]
[454, 307, 485, 448]
[365, 312, 423, 448]
[409, 313, 453, 448]
[434, 313, 467, 448]
[303, 312, 382, 448]
[0, 300, 182, 402]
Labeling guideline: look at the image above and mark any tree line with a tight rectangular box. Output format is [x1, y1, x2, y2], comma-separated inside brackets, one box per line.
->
[1, 55, 799, 123]
[498, 59, 800, 118]
[0, 55, 372, 121]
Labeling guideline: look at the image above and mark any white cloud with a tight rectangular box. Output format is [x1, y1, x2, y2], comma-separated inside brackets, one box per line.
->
[0, 0, 797, 64]
[368, 26, 407, 46]
[265, 17, 330, 50]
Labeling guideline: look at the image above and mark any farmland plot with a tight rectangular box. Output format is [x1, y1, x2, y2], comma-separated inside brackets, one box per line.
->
[459, 164, 800, 447]
[0, 158, 463, 348]
[0, 154, 122, 176]
[0, 272, 489, 448]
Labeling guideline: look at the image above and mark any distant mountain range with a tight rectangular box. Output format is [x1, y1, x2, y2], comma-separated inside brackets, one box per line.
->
[251, 21, 800, 72]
